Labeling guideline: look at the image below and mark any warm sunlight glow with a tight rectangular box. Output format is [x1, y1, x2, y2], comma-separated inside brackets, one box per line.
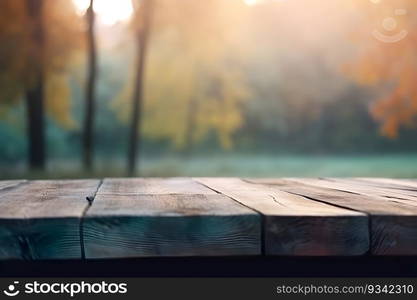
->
[244, 0, 259, 5]
[73, 0, 133, 25]
[244, 0, 284, 6]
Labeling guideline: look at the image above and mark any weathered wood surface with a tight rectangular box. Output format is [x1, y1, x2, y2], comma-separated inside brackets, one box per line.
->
[1, 177, 417, 259]
[248, 178, 417, 255]
[0, 180, 26, 191]
[83, 178, 260, 258]
[355, 178, 417, 190]
[196, 178, 368, 256]
[98, 178, 217, 195]
[0, 180, 100, 259]
[284, 178, 417, 205]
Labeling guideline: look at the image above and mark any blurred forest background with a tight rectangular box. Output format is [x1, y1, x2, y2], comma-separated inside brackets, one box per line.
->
[1, 0, 417, 179]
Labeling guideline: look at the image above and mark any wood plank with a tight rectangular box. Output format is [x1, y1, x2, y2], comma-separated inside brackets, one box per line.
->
[0, 180, 26, 191]
[98, 177, 217, 195]
[284, 178, 417, 206]
[83, 178, 260, 258]
[354, 178, 417, 191]
[3, 179, 100, 195]
[195, 178, 368, 256]
[329, 178, 417, 200]
[248, 178, 417, 255]
[0, 180, 100, 260]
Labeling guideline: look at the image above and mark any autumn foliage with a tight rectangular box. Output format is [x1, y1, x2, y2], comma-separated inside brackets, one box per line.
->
[347, 0, 417, 138]
[0, 0, 82, 127]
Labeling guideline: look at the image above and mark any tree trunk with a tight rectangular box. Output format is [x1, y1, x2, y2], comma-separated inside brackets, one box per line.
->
[83, 0, 97, 170]
[183, 97, 199, 155]
[25, 0, 46, 169]
[127, 0, 153, 176]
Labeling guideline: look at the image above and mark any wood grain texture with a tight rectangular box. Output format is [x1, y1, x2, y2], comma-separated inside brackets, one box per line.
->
[284, 178, 417, 206]
[353, 178, 417, 191]
[0, 180, 100, 260]
[348, 178, 417, 192]
[0, 180, 26, 191]
[248, 178, 417, 255]
[83, 178, 260, 258]
[98, 177, 217, 195]
[330, 178, 417, 202]
[195, 178, 369, 256]
[1, 177, 416, 258]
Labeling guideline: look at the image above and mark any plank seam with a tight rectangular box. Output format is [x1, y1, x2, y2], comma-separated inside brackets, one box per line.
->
[270, 189, 373, 256]
[323, 178, 417, 198]
[79, 179, 103, 260]
[301, 178, 417, 204]
[242, 178, 374, 256]
[192, 178, 266, 255]
[242, 179, 370, 215]
[191, 179, 222, 195]
[353, 178, 417, 191]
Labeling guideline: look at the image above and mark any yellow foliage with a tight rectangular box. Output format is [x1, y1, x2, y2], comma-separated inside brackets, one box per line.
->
[0, 0, 83, 128]
[45, 73, 76, 129]
[114, 0, 250, 150]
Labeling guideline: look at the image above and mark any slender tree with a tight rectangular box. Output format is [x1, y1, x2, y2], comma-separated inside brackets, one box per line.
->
[183, 96, 198, 155]
[0, 0, 82, 169]
[112, 0, 248, 154]
[128, 0, 154, 176]
[83, 0, 97, 169]
[25, 0, 46, 169]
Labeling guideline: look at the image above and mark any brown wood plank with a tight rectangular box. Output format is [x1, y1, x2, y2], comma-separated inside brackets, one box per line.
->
[353, 178, 417, 191]
[195, 178, 368, 256]
[329, 178, 417, 201]
[0, 180, 100, 260]
[0, 180, 26, 191]
[248, 178, 417, 255]
[284, 178, 417, 206]
[3, 179, 100, 195]
[83, 178, 260, 258]
[98, 177, 217, 195]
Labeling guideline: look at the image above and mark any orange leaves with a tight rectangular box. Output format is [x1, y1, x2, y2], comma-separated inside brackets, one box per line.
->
[372, 83, 417, 138]
[346, 0, 417, 138]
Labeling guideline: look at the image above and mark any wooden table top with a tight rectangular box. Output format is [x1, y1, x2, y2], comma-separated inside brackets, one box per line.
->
[1, 177, 417, 259]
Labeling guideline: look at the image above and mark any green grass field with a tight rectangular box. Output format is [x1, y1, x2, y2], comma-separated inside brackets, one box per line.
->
[3, 154, 417, 179]
[136, 154, 417, 178]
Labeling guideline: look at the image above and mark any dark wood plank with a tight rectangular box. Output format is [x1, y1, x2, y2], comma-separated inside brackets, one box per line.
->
[196, 178, 368, 256]
[83, 178, 260, 258]
[0, 180, 100, 260]
[248, 178, 417, 255]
